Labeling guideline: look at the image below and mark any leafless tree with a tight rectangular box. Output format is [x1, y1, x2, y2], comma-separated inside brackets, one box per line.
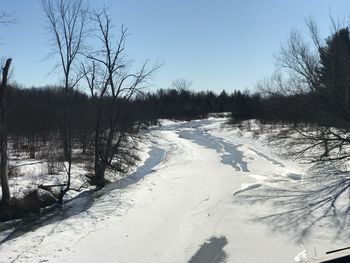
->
[257, 18, 324, 117]
[41, 0, 87, 202]
[258, 19, 322, 98]
[0, 12, 15, 26]
[252, 19, 350, 233]
[257, 72, 303, 96]
[0, 58, 11, 205]
[0, 11, 14, 45]
[82, 9, 160, 186]
[276, 20, 350, 162]
[171, 78, 192, 91]
[276, 34, 319, 93]
[0, 11, 14, 205]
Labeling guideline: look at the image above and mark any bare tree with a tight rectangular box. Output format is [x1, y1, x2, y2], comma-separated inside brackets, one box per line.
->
[0, 11, 14, 45]
[0, 12, 15, 26]
[0, 11, 14, 205]
[0, 58, 11, 205]
[260, 19, 350, 175]
[276, 30, 320, 94]
[243, 21, 350, 235]
[171, 78, 192, 91]
[82, 9, 160, 186]
[258, 19, 322, 98]
[41, 0, 87, 202]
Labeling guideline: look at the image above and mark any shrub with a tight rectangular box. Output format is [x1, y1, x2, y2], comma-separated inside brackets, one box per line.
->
[0, 189, 57, 222]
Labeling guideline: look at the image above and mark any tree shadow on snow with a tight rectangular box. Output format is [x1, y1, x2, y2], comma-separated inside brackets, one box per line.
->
[188, 236, 228, 263]
[233, 164, 350, 242]
[0, 146, 165, 244]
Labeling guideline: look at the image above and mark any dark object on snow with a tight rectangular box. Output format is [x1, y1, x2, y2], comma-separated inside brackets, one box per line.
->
[188, 236, 228, 263]
[311, 246, 350, 262]
[0, 188, 57, 222]
[37, 188, 57, 207]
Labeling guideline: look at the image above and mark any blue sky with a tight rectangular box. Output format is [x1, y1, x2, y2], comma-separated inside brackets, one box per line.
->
[1, 0, 350, 93]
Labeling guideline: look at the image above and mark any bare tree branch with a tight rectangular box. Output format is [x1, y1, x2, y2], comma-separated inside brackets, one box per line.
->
[0, 12, 15, 26]
[82, 8, 161, 186]
[41, 0, 88, 203]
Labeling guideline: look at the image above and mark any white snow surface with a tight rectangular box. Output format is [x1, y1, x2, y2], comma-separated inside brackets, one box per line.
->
[1, 117, 349, 263]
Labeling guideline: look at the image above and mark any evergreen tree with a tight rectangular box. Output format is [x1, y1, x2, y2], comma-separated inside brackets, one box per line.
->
[318, 27, 350, 125]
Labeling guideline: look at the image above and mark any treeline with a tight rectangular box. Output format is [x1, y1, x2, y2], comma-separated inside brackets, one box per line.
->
[141, 89, 259, 120]
[6, 85, 258, 141]
[8, 83, 321, 146]
[6, 86, 142, 146]
[233, 92, 320, 125]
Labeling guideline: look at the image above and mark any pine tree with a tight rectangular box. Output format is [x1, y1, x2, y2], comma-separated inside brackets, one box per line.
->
[318, 27, 350, 124]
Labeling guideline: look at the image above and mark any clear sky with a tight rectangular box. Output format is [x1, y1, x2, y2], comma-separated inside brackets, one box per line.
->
[1, 0, 350, 93]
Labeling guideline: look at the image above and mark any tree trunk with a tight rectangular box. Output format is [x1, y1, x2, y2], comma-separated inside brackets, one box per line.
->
[94, 108, 101, 180]
[94, 163, 106, 187]
[0, 58, 12, 205]
[62, 84, 70, 162]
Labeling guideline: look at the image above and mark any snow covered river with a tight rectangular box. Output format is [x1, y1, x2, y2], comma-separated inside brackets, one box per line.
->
[0, 118, 348, 262]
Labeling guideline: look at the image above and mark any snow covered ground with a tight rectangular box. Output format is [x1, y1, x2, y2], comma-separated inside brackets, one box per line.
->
[0, 117, 349, 262]
[1, 135, 151, 203]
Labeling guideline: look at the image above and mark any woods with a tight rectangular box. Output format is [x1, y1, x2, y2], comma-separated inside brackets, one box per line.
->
[1, 0, 350, 224]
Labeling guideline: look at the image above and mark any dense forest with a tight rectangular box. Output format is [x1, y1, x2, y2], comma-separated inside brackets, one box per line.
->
[5, 84, 255, 140]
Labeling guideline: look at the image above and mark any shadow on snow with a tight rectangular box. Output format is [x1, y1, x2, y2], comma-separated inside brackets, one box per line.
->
[0, 145, 165, 244]
[233, 163, 350, 242]
[188, 236, 228, 263]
